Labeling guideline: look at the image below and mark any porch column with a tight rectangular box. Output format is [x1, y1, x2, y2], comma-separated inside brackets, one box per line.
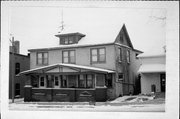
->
[94, 74, 97, 88]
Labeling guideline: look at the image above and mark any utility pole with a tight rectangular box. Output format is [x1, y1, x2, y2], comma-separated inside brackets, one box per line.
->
[10, 34, 15, 103]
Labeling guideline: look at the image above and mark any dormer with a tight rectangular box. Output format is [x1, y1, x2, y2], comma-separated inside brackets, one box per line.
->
[55, 32, 85, 45]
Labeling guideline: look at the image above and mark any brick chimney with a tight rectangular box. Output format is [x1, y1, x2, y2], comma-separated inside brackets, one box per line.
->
[10, 37, 20, 54]
[14, 41, 20, 54]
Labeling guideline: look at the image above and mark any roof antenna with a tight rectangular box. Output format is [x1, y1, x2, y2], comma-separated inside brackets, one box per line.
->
[58, 9, 64, 33]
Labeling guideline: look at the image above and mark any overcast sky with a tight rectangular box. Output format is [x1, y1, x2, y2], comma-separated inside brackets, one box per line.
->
[10, 6, 166, 55]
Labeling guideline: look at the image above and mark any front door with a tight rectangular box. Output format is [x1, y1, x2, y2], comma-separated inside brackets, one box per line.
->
[160, 73, 166, 92]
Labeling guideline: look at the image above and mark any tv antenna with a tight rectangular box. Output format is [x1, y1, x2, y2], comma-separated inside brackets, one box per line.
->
[58, 9, 65, 33]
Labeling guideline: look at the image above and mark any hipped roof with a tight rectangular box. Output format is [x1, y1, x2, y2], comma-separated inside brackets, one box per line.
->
[29, 24, 137, 52]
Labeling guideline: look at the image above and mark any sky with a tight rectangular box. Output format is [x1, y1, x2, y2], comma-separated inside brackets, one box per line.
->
[10, 6, 166, 55]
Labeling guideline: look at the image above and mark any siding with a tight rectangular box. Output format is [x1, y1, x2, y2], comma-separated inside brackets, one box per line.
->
[30, 45, 116, 70]
[140, 56, 165, 64]
[141, 73, 161, 93]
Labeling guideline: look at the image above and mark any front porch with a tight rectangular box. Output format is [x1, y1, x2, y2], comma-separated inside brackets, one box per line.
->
[18, 63, 115, 102]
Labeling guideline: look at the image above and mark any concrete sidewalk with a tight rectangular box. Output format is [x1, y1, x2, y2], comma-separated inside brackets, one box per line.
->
[9, 98, 165, 112]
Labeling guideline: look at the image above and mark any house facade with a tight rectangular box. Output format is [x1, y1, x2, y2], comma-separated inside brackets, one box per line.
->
[9, 40, 30, 99]
[19, 24, 142, 102]
[137, 49, 166, 94]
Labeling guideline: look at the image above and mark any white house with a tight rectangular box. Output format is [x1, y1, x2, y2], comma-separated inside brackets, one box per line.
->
[137, 48, 166, 94]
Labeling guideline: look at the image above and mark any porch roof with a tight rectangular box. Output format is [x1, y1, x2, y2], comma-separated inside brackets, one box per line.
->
[17, 63, 115, 76]
[138, 64, 165, 73]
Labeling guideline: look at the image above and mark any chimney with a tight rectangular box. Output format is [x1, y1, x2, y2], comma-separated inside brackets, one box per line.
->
[9, 37, 20, 54]
[14, 41, 20, 54]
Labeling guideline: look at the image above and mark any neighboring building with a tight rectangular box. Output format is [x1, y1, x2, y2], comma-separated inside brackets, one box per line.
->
[137, 48, 166, 94]
[18, 24, 142, 102]
[9, 40, 30, 99]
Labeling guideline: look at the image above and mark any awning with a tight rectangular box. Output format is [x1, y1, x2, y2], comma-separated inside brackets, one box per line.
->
[138, 64, 165, 73]
[17, 63, 115, 76]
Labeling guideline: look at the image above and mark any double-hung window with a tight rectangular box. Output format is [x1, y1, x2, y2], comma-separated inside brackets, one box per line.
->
[39, 76, 46, 88]
[54, 76, 60, 88]
[126, 50, 130, 63]
[37, 52, 48, 65]
[15, 63, 20, 75]
[118, 48, 122, 62]
[79, 75, 86, 88]
[91, 48, 106, 63]
[64, 37, 69, 44]
[87, 74, 93, 88]
[61, 75, 67, 88]
[62, 50, 75, 63]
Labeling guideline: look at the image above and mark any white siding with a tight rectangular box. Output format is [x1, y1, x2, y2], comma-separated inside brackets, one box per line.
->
[30, 45, 116, 70]
[141, 73, 161, 94]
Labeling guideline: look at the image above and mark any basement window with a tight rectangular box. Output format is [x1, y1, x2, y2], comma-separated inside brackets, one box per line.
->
[118, 74, 124, 81]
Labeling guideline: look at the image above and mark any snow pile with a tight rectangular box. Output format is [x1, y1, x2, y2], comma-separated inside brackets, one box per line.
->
[110, 95, 155, 103]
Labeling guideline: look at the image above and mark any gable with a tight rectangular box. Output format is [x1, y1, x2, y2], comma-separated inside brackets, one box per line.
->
[114, 25, 134, 49]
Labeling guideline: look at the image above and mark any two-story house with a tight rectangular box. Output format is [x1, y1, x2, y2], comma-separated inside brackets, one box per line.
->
[18, 24, 142, 102]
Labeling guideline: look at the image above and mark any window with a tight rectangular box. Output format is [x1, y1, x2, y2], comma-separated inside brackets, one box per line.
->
[135, 53, 139, 59]
[87, 74, 93, 88]
[62, 50, 75, 63]
[91, 48, 106, 63]
[96, 74, 105, 87]
[61, 75, 67, 88]
[54, 76, 60, 88]
[46, 75, 53, 88]
[60, 36, 75, 45]
[37, 52, 48, 65]
[39, 76, 45, 87]
[79, 75, 86, 88]
[32, 75, 39, 88]
[91, 49, 98, 62]
[15, 63, 20, 74]
[68, 36, 74, 44]
[126, 50, 130, 63]
[118, 74, 123, 81]
[64, 38, 68, 44]
[118, 48, 122, 62]
[99, 48, 105, 62]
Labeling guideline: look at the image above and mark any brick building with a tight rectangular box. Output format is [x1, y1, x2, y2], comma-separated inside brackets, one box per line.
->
[9, 40, 30, 99]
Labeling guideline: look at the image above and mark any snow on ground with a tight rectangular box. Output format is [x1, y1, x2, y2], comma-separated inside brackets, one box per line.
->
[9, 102, 165, 112]
[9, 96, 165, 112]
[110, 95, 155, 103]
